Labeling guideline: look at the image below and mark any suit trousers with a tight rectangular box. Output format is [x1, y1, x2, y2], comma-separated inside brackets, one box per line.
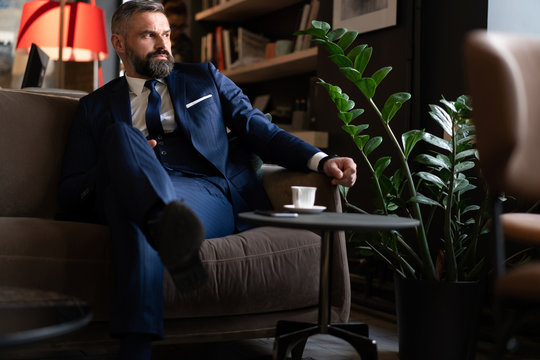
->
[97, 122, 235, 338]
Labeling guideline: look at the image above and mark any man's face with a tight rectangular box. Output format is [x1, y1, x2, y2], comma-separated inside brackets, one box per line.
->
[114, 11, 174, 79]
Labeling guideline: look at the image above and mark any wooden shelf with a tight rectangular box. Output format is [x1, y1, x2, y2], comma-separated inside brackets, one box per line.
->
[195, 0, 305, 22]
[222, 47, 318, 84]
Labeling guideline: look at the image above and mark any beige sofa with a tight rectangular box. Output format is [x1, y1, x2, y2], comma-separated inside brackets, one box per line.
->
[0, 88, 350, 349]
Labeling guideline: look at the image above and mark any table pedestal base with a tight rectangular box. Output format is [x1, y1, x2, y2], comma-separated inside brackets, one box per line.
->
[273, 320, 378, 360]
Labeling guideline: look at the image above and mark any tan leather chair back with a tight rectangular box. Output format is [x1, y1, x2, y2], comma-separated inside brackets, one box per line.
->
[464, 31, 540, 199]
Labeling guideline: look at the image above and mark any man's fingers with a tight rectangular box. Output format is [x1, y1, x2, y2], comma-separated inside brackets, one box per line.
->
[148, 139, 157, 148]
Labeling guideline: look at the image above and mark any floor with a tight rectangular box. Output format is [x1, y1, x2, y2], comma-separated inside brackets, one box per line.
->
[1, 306, 399, 360]
[3, 305, 538, 360]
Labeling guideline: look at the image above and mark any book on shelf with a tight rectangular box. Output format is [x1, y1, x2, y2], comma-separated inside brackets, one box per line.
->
[222, 28, 233, 69]
[215, 25, 226, 71]
[302, 0, 320, 50]
[201, 32, 214, 64]
[294, 3, 311, 52]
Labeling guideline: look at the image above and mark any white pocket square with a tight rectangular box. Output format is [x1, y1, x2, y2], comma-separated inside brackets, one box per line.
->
[186, 94, 212, 109]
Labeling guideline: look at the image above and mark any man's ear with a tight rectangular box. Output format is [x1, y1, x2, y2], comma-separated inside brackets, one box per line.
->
[111, 33, 124, 54]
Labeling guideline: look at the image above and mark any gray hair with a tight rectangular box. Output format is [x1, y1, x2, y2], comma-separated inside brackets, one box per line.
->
[111, 1, 165, 37]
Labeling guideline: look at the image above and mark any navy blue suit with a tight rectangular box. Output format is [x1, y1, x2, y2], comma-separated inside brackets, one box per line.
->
[58, 62, 321, 338]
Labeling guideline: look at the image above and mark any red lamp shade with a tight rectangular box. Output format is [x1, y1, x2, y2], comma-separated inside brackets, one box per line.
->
[16, 0, 109, 62]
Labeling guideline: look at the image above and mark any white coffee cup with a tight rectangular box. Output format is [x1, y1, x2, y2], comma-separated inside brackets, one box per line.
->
[291, 186, 317, 208]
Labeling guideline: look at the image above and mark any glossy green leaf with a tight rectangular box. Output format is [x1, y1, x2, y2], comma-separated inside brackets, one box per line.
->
[346, 44, 367, 62]
[416, 171, 446, 189]
[338, 111, 352, 124]
[453, 178, 470, 192]
[429, 104, 453, 135]
[329, 54, 353, 68]
[440, 98, 457, 114]
[455, 149, 477, 161]
[340, 67, 362, 83]
[372, 67, 392, 86]
[374, 156, 391, 178]
[294, 27, 327, 38]
[342, 124, 359, 136]
[327, 28, 347, 42]
[312, 20, 331, 32]
[402, 129, 424, 158]
[317, 39, 344, 56]
[410, 193, 444, 208]
[379, 174, 394, 196]
[457, 134, 475, 146]
[381, 92, 411, 123]
[391, 171, 405, 196]
[349, 108, 365, 121]
[387, 202, 399, 211]
[415, 154, 449, 169]
[455, 161, 475, 173]
[353, 47, 373, 76]
[421, 132, 451, 151]
[335, 97, 352, 112]
[463, 205, 480, 214]
[354, 134, 370, 150]
[357, 78, 377, 99]
[364, 136, 383, 156]
[337, 30, 359, 51]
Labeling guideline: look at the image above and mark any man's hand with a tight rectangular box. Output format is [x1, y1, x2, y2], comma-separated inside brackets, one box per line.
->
[148, 139, 157, 148]
[322, 157, 357, 187]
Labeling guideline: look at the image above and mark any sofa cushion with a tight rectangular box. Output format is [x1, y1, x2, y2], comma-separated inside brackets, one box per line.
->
[164, 226, 321, 318]
[0, 217, 320, 320]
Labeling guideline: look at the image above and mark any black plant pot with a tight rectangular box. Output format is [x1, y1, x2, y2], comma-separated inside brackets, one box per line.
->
[394, 275, 483, 360]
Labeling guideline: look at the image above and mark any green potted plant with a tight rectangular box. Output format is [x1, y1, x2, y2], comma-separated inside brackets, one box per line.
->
[296, 21, 489, 360]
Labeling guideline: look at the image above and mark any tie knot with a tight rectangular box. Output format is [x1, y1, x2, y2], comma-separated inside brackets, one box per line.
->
[144, 79, 157, 90]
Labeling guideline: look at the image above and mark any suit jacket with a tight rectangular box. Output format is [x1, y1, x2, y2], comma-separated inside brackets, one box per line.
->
[59, 62, 320, 218]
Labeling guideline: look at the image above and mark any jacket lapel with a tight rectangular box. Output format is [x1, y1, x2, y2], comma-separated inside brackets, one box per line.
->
[166, 71, 187, 134]
[108, 77, 132, 126]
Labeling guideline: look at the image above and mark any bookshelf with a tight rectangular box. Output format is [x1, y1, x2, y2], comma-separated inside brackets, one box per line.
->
[194, 0, 327, 148]
[223, 47, 317, 84]
[195, 0, 306, 22]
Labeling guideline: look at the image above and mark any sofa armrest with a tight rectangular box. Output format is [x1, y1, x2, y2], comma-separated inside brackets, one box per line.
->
[261, 164, 342, 213]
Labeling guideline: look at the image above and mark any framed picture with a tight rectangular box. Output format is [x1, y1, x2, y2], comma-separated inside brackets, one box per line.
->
[333, 0, 397, 34]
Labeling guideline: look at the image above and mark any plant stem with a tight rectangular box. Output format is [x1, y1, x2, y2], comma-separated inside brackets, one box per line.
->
[369, 98, 436, 280]
[443, 119, 458, 281]
[360, 151, 388, 215]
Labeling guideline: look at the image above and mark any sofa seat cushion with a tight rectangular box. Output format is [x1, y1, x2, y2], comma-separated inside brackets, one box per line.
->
[164, 226, 321, 318]
[0, 217, 111, 320]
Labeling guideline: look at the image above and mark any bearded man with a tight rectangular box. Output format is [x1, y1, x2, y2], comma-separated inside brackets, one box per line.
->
[58, 1, 356, 359]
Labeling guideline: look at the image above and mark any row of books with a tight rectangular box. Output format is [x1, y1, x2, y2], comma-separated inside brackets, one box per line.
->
[201, 26, 270, 71]
[199, 0, 320, 71]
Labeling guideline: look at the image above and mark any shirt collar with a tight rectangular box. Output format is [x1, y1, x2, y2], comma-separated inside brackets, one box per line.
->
[125, 75, 166, 96]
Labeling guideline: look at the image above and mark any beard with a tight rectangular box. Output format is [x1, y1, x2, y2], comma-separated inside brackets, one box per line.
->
[126, 46, 174, 79]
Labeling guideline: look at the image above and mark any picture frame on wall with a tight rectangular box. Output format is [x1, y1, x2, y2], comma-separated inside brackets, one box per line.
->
[333, 0, 397, 34]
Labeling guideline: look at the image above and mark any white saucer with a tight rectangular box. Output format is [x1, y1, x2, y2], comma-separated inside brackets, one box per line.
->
[284, 204, 326, 214]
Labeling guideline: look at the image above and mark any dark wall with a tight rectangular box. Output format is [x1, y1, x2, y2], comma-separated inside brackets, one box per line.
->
[96, 0, 121, 84]
[314, 0, 487, 209]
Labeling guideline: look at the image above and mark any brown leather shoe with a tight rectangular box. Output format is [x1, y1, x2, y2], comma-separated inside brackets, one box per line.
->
[155, 201, 208, 292]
